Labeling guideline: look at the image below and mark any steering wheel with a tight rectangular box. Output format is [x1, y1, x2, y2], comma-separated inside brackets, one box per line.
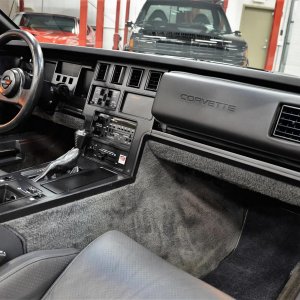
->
[0, 29, 44, 133]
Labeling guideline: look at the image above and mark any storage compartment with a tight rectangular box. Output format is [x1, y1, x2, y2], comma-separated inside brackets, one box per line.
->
[0, 185, 24, 204]
[0, 140, 22, 167]
[42, 168, 116, 194]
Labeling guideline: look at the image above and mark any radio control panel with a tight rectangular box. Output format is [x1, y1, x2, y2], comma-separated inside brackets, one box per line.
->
[86, 113, 137, 169]
[91, 113, 136, 148]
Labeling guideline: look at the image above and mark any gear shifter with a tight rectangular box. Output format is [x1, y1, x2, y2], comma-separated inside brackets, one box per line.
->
[75, 129, 88, 149]
[33, 129, 90, 182]
[33, 148, 80, 182]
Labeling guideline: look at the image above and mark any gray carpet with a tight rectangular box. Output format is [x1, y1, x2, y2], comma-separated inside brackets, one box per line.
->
[5, 143, 244, 278]
[149, 140, 300, 206]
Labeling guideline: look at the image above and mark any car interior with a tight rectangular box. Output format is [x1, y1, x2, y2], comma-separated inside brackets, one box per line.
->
[1, 8, 300, 300]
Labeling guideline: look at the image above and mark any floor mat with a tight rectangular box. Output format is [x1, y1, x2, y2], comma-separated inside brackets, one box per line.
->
[204, 206, 300, 300]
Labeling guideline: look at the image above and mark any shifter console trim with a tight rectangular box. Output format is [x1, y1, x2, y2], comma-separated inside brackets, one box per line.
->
[42, 168, 116, 194]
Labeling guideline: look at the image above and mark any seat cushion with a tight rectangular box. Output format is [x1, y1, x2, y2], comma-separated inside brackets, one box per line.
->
[43, 231, 232, 300]
[0, 248, 78, 300]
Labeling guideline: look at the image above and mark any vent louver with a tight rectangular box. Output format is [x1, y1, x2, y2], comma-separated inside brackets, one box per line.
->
[146, 71, 163, 91]
[273, 105, 300, 143]
[111, 65, 126, 85]
[128, 68, 144, 88]
[96, 63, 109, 81]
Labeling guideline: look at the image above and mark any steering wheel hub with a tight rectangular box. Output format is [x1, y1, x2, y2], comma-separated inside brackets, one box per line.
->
[0, 30, 44, 133]
[0, 69, 22, 98]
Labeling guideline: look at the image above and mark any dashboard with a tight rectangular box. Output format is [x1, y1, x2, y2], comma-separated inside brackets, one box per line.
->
[26, 45, 300, 181]
[18, 42, 300, 180]
[1, 42, 300, 221]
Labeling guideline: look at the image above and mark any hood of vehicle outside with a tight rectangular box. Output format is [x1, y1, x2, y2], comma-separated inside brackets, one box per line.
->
[129, 26, 248, 66]
[20, 27, 94, 46]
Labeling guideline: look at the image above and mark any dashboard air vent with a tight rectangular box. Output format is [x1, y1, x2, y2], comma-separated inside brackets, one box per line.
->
[146, 71, 163, 91]
[96, 63, 109, 81]
[128, 68, 144, 88]
[111, 65, 126, 85]
[273, 105, 300, 143]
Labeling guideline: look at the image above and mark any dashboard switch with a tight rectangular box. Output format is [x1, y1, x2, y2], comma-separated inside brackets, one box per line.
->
[89, 87, 120, 110]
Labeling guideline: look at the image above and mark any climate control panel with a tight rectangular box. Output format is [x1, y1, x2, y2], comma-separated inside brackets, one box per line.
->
[89, 86, 120, 110]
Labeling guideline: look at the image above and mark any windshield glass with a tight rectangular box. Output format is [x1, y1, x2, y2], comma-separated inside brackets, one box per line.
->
[1, 0, 299, 77]
[136, 3, 231, 35]
[14, 14, 76, 33]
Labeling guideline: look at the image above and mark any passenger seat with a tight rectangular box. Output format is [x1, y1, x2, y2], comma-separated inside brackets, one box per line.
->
[0, 231, 232, 300]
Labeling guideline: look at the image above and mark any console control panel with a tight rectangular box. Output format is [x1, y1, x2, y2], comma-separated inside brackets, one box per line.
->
[91, 113, 136, 148]
[89, 86, 120, 110]
[86, 113, 137, 169]
[86, 141, 129, 167]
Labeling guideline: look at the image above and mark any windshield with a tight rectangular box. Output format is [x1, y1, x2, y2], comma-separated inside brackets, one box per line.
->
[14, 14, 76, 33]
[1, 0, 299, 76]
[136, 3, 231, 35]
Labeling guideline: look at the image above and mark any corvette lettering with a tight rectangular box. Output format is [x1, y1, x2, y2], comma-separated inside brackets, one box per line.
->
[180, 94, 237, 113]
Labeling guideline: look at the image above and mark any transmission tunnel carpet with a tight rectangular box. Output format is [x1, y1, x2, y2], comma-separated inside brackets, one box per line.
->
[204, 206, 300, 300]
[5, 143, 243, 278]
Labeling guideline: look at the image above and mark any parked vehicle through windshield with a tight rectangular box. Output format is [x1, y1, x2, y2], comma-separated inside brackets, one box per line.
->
[126, 0, 248, 67]
[13, 12, 95, 47]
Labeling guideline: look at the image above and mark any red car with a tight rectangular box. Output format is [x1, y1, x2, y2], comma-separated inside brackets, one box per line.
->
[13, 12, 95, 47]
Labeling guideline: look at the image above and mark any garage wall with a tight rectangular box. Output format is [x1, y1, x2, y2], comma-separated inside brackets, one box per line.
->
[0, 0, 18, 16]
[278, 0, 300, 76]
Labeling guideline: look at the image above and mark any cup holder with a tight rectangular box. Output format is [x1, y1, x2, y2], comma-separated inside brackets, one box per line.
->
[0, 185, 23, 204]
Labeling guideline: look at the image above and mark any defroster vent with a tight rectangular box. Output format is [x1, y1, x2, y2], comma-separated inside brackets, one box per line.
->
[111, 65, 126, 85]
[146, 71, 163, 91]
[96, 63, 109, 81]
[273, 105, 300, 143]
[128, 68, 144, 88]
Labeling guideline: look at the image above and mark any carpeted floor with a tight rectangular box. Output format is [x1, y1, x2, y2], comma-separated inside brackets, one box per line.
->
[4, 143, 244, 278]
[204, 206, 300, 300]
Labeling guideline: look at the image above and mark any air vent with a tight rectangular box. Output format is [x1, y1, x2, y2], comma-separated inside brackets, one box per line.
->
[128, 68, 144, 88]
[273, 105, 300, 143]
[111, 65, 126, 85]
[96, 63, 109, 81]
[146, 71, 163, 91]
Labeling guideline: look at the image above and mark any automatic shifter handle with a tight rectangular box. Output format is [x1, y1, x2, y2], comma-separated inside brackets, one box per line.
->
[33, 130, 89, 183]
[0, 250, 6, 265]
[75, 129, 89, 150]
[34, 148, 80, 182]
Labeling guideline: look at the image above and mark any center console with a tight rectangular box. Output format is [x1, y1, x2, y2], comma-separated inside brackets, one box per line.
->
[0, 59, 165, 222]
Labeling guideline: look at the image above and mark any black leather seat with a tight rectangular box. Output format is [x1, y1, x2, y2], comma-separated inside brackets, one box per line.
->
[0, 231, 232, 300]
